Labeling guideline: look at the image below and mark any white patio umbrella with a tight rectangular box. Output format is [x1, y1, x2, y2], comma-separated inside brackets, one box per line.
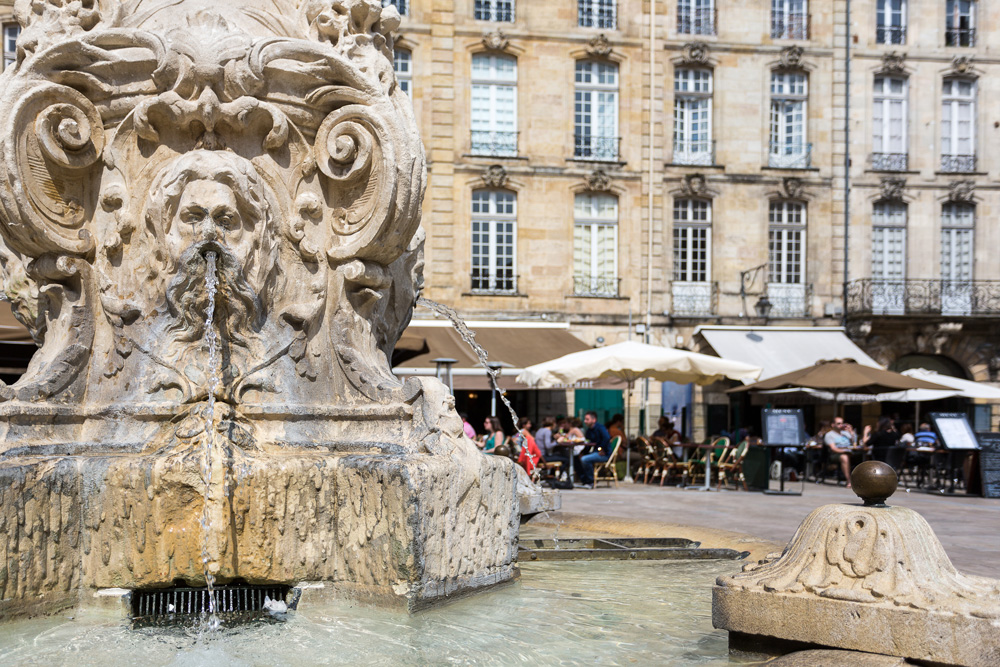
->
[516, 340, 763, 482]
[880, 368, 1000, 425]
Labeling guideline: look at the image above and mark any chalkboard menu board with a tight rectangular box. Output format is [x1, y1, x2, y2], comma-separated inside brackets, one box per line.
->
[975, 433, 1000, 499]
[763, 409, 805, 446]
[929, 412, 979, 450]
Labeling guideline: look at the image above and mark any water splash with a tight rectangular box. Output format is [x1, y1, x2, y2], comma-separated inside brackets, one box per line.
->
[199, 251, 221, 631]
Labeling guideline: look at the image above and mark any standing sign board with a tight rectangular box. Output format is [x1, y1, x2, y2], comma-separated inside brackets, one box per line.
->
[928, 412, 979, 450]
[974, 432, 1000, 499]
[762, 409, 806, 446]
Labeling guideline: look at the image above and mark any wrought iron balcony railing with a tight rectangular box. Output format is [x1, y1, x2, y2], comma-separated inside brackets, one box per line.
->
[846, 278, 1000, 317]
[573, 135, 621, 162]
[768, 142, 812, 169]
[673, 139, 715, 166]
[876, 25, 906, 44]
[671, 282, 718, 317]
[677, 8, 716, 36]
[940, 154, 976, 173]
[574, 274, 620, 298]
[474, 0, 514, 22]
[578, 6, 616, 30]
[767, 283, 813, 318]
[470, 270, 518, 295]
[871, 152, 908, 171]
[945, 27, 976, 47]
[771, 13, 809, 39]
[470, 130, 518, 157]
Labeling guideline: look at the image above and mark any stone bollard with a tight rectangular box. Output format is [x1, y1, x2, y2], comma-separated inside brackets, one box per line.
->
[713, 462, 1000, 667]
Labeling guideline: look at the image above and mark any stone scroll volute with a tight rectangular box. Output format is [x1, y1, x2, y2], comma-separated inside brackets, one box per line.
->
[0, 0, 427, 440]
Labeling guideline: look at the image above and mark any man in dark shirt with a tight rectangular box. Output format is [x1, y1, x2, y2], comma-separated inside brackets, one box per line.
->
[579, 411, 612, 488]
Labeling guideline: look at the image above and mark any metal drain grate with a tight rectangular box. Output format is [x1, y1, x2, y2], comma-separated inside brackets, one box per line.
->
[131, 583, 291, 625]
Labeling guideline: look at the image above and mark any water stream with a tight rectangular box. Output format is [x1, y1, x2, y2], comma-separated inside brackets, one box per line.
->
[199, 251, 220, 630]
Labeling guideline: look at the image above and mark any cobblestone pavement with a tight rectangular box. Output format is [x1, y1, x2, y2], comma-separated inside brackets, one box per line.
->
[536, 481, 1000, 578]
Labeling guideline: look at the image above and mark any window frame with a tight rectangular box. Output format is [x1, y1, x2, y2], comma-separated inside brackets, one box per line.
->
[672, 198, 712, 283]
[3, 23, 19, 71]
[578, 0, 617, 30]
[876, 0, 907, 45]
[768, 200, 806, 285]
[871, 201, 907, 281]
[945, 0, 976, 47]
[382, 0, 408, 17]
[474, 0, 515, 22]
[769, 71, 809, 167]
[470, 53, 518, 157]
[872, 75, 908, 164]
[393, 48, 412, 98]
[471, 189, 518, 294]
[771, 0, 809, 40]
[940, 77, 976, 170]
[673, 68, 713, 165]
[574, 60, 620, 161]
[677, 0, 715, 36]
[573, 193, 619, 296]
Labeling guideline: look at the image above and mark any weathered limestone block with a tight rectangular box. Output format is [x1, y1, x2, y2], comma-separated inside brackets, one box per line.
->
[713, 502, 1000, 667]
[0, 0, 518, 616]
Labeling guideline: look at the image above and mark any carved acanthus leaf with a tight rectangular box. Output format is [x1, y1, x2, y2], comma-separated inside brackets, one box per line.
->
[779, 45, 805, 69]
[951, 55, 974, 76]
[880, 51, 906, 74]
[680, 42, 710, 66]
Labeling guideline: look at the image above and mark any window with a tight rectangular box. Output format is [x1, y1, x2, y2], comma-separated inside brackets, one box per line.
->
[871, 202, 907, 314]
[945, 0, 975, 47]
[677, 0, 715, 36]
[578, 0, 616, 29]
[475, 0, 514, 22]
[471, 54, 517, 157]
[672, 199, 711, 283]
[382, 0, 408, 16]
[771, 0, 808, 39]
[940, 202, 974, 314]
[768, 201, 805, 284]
[574, 61, 619, 161]
[769, 72, 809, 168]
[876, 0, 906, 44]
[872, 76, 907, 171]
[471, 190, 517, 293]
[394, 49, 412, 97]
[673, 69, 713, 165]
[941, 78, 976, 173]
[574, 194, 618, 296]
[3, 24, 18, 70]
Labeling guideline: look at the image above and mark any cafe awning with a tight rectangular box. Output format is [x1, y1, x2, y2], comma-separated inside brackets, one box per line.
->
[393, 321, 622, 390]
[693, 326, 882, 383]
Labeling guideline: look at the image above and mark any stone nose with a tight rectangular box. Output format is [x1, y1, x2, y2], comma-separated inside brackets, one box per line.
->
[195, 218, 220, 243]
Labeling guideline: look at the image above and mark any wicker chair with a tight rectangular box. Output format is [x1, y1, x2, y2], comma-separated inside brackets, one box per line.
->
[716, 438, 752, 491]
[593, 436, 623, 488]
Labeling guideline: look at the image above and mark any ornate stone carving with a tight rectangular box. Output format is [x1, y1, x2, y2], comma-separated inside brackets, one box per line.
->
[482, 164, 509, 188]
[880, 51, 906, 74]
[0, 0, 518, 615]
[682, 173, 708, 197]
[781, 177, 805, 200]
[680, 42, 710, 65]
[481, 29, 509, 52]
[586, 33, 613, 58]
[586, 169, 612, 192]
[779, 45, 805, 69]
[951, 54, 974, 75]
[879, 178, 906, 201]
[948, 180, 975, 202]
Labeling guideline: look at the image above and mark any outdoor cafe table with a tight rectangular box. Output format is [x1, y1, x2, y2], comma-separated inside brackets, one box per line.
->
[678, 443, 718, 492]
[549, 439, 588, 482]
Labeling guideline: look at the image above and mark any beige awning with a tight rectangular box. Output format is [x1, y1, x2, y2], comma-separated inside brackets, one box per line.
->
[0, 301, 31, 343]
[394, 321, 622, 390]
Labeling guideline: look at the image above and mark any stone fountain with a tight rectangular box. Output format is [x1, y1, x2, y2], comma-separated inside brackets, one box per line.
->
[0, 0, 517, 617]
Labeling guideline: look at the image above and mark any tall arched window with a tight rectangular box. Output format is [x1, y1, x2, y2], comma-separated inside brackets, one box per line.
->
[673, 68, 713, 165]
[941, 78, 976, 173]
[769, 71, 809, 168]
[940, 202, 974, 315]
[872, 76, 907, 171]
[471, 53, 517, 157]
[471, 189, 517, 293]
[871, 200, 907, 314]
[394, 48, 412, 97]
[672, 198, 713, 316]
[767, 200, 808, 317]
[573, 193, 618, 296]
[574, 61, 619, 161]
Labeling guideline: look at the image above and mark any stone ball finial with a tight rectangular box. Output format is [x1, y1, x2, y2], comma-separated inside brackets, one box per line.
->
[851, 461, 898, 506]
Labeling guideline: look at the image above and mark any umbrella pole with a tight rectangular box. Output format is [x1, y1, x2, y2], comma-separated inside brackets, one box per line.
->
[623, 380, 635, 483]
[915, 400, 920, 428]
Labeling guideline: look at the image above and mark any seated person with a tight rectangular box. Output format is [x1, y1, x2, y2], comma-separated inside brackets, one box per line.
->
[578, 411, 612, 488]
[516, 417, 544, 477]
[653, 416, 683, 459]
[479, 416, 504, 453]
[824, 417, 861, 488]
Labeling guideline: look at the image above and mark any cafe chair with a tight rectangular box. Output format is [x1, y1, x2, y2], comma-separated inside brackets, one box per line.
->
[593, 436, 623, 488]
[717, 438, 752, 491]
[686, 436, 728, 487]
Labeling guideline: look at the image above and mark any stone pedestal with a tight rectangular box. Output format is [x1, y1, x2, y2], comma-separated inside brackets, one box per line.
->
[713, 502, 1000, 666]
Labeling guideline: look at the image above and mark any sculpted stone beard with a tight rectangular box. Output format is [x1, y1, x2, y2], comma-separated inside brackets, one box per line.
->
[165, 241, 264, 349]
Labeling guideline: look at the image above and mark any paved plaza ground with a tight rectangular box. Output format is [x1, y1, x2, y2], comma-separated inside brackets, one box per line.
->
[526, 481, 1000, 578]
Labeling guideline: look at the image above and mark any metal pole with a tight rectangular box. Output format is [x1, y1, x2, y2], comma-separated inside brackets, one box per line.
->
[624, 380, 635, 483]
[842, 0, 851, 325]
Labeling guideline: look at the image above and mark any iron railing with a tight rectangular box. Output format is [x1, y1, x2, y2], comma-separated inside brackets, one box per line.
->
[876, 25, 906, 44]
[470, 130, 518, 157]
[940, 154, 976, 173]
[474, 0, 514, 22]
[578, 2, 616, 29]
[767, 283, 813, 318]
[677, 8, 716, 36]
[771, 13, 809, 39]
[574, 135, 621, 161]
[471, 270, 518, 295]
[871, 152, 908, 171]
[768, 142, 812, 169]
[673, 139, 715, 166]
[846, 278, 1000, 317]
[945, 27, 976, 47]
[671, 282, 718, 317]
[574, 274, 620, 297]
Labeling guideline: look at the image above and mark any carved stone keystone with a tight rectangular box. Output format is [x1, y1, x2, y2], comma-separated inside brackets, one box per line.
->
[0, 0, 518, 616]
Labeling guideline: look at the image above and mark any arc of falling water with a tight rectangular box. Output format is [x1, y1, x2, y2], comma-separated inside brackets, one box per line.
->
[200, 252, 221, 629]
